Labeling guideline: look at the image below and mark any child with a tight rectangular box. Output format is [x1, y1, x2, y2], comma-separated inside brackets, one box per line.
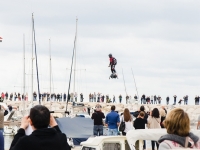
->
[134, 111, 148, 150]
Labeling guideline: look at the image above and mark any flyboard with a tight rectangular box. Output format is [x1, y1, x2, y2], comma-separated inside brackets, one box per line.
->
[109, 72, 118, 79]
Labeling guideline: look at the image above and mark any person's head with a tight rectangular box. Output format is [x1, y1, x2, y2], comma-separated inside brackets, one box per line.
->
[140, 105, 145, 112]
[111, 105, 115, 111]
[164, 108, 190, 136]
[123, 108, 132, 122]
[108, 54, 112, 58]
[95, 104, 102, 111]
[151, 108, 159, 118]
[29, 105, 50, 129]
[139, 111, 145, 118]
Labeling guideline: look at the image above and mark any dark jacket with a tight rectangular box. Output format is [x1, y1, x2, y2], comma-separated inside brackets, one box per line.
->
[10, 126, 71, 150]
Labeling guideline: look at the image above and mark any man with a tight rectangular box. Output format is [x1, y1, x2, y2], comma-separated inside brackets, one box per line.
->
[91, 104, 105, 136]
[119, 94, 122, 103]
[105, 105, 120, 136]
[10, 105, 71, 150]
[166, 96, 170, 105]
[173, 95, 177, 105]
[0, 104, 18, 132]
[141, 94, 145, 104]
[108, 54, 117, 74]
[133, 105, 148, 120]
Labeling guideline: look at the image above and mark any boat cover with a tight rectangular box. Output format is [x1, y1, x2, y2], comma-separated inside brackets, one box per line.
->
[56, 117, 93, 145]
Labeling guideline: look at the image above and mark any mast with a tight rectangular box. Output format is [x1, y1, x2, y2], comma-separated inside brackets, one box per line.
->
[131, 68, 139, 100]
[66, 18, 78, 115]
[73, 18, 78, 101]
[32, 14, 41, 105]
[31, 13, 34, 107]
[122, 69, 128, 103]
[49, 39, 52, 100]
[23, 34, 25, 113]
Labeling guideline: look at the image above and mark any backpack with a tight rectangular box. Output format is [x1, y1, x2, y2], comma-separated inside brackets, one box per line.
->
[119, 116, 125, 132]
[113, 57, 117, 65]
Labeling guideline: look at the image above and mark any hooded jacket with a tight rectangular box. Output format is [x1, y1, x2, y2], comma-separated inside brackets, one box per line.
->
[158, 132, 200, 149]
[10, 125, 71, 150]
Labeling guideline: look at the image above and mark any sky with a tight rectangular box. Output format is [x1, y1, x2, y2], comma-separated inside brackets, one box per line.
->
[0, 0, 200, 104]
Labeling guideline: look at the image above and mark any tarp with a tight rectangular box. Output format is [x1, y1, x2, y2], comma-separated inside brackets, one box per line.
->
[56, 117, 93, 145]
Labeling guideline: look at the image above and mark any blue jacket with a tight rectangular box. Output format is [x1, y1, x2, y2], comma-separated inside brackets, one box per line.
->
[105, 111, 120, 129]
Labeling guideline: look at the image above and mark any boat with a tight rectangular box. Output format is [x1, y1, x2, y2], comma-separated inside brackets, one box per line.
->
[80, 129, 200, 150]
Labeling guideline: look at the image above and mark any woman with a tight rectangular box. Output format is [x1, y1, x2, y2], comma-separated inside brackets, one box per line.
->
[159, 106, 167, 128]
[158, 108, 200, 149]
[147, 108, 161, 150]
[120, 108, 133, 135]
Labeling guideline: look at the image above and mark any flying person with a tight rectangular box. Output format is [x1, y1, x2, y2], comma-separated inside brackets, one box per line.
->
[108, 54, 118, 79]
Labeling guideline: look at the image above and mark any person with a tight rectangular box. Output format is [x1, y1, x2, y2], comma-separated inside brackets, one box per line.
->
[197, 114, 200, 130]
[159, 106, 167, 128]
[80, 93, 84, 102]
[154, 95, 157, 104]
[134, 94, 138, 101]
[147, 108, 161, 150]
[126, 95, 129, 104]
[166, 96, 169, 105]
[105, 105, 120, 136]
[91, 104, 105, 136]
[178, 99, 183, 105]
[63, 93, 66, 102]
[133, 105, 148, 120]
[158, 108, 200, 149]
[113, 95, 116, 103]
[119, 94, 122, 103]
[93, 92, 96, 102]
[0, 131, 4, 150]
[141, 94, 145, 104]
[0, 104, 18, 132]
[173, 95, 177, 105]
[10, 105, 71, 150]
[120, 108, 133, 136]
[134, 111, 148, 150]
[108, 53, 117, 74]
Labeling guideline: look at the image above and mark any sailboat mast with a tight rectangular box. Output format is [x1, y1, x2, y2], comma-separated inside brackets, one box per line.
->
[131, 68, 139, 100]
[122, 69, 128, 101]
[73, 18, 78, 99]
[31, 13, 34, 107]
[66, 19, 78, 114]
[23, 34, 25, 112]
[49, 39, 52, 100]
[32, 14, 41, 105]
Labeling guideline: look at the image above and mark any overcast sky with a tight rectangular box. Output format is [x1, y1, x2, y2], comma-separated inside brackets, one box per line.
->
[1, 0, 200, 104]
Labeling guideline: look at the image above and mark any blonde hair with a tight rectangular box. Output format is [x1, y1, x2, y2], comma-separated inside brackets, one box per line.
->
[164, 108, 190, 136]
[159, 109, 166, 117]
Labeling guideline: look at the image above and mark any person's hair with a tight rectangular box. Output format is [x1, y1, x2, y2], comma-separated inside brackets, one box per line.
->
[111, 105, 115, 111]
[123, 108, 132, 122]
[164, 108, 190, 136]
[29, 105, 50, 129]
[151, 108, 160, 118]
[159, 109, 166, 117]
[139, 111, 145, 118]
[140, 106, 145, 111]
[95, 104, 102, 111]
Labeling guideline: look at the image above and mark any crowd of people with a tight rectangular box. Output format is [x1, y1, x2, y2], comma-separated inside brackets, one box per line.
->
[0, 99, 199, 149]
[1, 91, 200, 105]
[91, 104, 200, 149]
